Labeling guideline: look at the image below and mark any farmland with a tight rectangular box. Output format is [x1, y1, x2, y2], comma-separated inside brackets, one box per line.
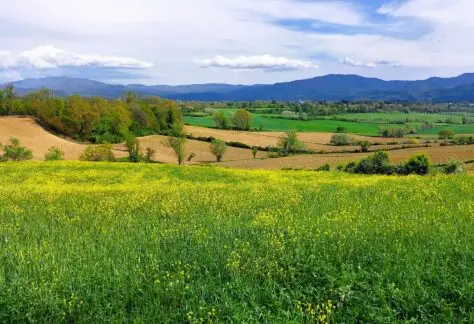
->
[184, 111, 474, 136]
[0, 162, 473, 322]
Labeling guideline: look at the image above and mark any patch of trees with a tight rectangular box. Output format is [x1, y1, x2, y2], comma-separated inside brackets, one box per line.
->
[0, 86, 183, 144]
[213, 109, 252, 131]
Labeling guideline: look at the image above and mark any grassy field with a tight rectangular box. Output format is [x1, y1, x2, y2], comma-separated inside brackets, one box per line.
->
[185, 111, 474, 135]
[0, 162, 473, 322]
[185, 116, 404, 135]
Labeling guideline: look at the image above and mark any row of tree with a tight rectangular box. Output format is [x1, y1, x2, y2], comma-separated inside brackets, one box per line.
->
[0, 85, 183, 143]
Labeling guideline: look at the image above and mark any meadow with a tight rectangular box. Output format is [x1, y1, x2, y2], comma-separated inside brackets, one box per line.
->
[0, 162, 473, 322]
[185, 111, 474, 136]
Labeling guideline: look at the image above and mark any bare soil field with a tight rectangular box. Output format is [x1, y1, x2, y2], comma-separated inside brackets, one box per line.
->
[220, 144, 474, 170]
[185, 125, 417, 153]
[0, 117, 263, 163]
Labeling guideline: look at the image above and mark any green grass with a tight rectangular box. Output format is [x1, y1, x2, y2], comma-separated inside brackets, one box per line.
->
[185, 111, 474, 136]
[185, 115, 404, 135]
[0, 162, 473, 322]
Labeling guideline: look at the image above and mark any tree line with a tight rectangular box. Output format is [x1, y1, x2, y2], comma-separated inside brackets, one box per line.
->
[0, 85, 183, 143]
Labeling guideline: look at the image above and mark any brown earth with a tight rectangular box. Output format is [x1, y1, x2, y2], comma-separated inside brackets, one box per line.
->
[0, 117, 263, 163]
[220, 145, 474, 170]
[185, 125, 418, 152]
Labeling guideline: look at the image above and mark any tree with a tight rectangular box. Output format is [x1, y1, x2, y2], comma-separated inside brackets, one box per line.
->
[0, 137, 33, 161]
[232, 109, 252, 130]
[80, 144, 115, 162]
[335, 126, 347, 133]
[214, 111, 230, 129]
[145, 148, 156, 163]
[44, 146, 64, 161]
[359, 141, 371, 152]
[125, 135, 142, 162]
[210, 139, 227, 162]
[278, 131, 304, 156]
[166, 136, 186, 165]
[252, 147, 258, 159]
[439, 129, 455, 140]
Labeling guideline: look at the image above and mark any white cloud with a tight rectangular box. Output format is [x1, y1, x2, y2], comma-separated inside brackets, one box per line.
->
[198, 55, 317, 71]
[3, 45, 153, 70]
[341, 57, 376, 68]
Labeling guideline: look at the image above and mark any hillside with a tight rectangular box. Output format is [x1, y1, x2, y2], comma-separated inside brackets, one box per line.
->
[5, 73, 474, 102]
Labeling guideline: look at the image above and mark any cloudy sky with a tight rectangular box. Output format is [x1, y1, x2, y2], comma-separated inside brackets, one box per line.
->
[1, 0, 473, 85]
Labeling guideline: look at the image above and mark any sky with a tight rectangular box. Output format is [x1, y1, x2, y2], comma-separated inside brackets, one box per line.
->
[1, 0, 473, 85]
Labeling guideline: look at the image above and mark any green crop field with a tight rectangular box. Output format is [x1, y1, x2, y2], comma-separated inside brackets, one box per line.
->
[1, 162, 473, 322]
[185, 111, 474, 136]
[185, 115, 404, 135]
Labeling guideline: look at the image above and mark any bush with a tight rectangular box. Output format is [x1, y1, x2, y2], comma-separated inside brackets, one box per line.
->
[0, 137, 33, 161]
[316, 164, 331, 171]
[402, 154, 431, 175]
[125, 135, 143, 162]
[210, 139, 228, 162]
[335, 126, 347, 133]
[330, 134, 352, 146]
[187, 152, 196, 162]
[80, 144, 115, 162]
[359, 141, 371, 152]
[44, 146, 64, 161]
[353, 151, 391, 174]
[443, 160, 464, 174]
[278, 131, 304, 156]
[252, 147, 258, 159]
[439, 129, 455, 140]
[145, 148, 156, 163]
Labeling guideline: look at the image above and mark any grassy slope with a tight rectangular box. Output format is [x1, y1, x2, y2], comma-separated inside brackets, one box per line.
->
[0, 162, 473, 322]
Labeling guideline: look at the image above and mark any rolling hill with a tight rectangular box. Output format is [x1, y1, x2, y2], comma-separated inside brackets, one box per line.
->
[3, 73, 474, 102]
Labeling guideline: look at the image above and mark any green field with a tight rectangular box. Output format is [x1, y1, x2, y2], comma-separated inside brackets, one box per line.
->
[185, 111, 474, 136]
[1, 162, 473, 322]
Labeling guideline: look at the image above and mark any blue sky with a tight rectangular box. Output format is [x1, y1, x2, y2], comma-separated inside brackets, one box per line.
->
[1, 0, 473, 85]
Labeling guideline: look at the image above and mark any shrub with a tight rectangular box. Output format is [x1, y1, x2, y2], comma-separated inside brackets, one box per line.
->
[439, 129, 455, 140]
[316, 164, 331, 171]
[278, 131, 304, 156]
[443, 160, 464, 174]
[210, 139, 227, 162]
[145, 148, 156, 163]
[335, 126, 347, 133]
[402, 154, 431, 175]
[359, 141, 371, 152]
[353, 151, 391, 174]
[330, 134, 352, 146]
[0, 137, 33, 161]
[187, 152, 196, 162]
[80, 144, 115, 162]
[44, 146, 64, 161]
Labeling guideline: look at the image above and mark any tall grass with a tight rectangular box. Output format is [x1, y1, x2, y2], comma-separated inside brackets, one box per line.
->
[0, 162, 473, 322]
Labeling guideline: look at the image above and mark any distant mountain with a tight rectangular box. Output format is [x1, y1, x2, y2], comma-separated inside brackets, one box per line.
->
[5, 73, 474, 102]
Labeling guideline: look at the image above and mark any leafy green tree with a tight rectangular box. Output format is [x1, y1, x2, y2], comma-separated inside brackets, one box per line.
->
[214, 111, 230, 129]
[166, 137, 186, 165]
[210, 139, 227, 162]
[44, 146, 64, 161]
[252, 147, 258, 159]
[232, 109, 252, 130]
[125, 135, 142, 162]
[278, 131, 304, 156]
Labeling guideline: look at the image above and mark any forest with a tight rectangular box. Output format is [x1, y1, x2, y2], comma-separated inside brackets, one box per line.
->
[0, 84, 183, 143]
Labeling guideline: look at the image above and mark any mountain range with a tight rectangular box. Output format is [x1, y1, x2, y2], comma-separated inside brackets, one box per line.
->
[5, 74, 474, 102]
